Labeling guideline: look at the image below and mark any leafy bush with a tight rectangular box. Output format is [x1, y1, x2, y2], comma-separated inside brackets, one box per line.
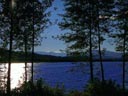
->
[68, 90, 82, 96]
[83, 79, 127, 96]
[11, 79, 65, 96]
[0, 78, 128, 96]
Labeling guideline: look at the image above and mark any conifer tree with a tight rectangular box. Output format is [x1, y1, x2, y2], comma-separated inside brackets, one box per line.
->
[59, 0, 97, 81]
[0, 0, 53, 95]
[59, 0, 114, 82]
[94, 0, 114, 81]
[111, 0, 128, 94]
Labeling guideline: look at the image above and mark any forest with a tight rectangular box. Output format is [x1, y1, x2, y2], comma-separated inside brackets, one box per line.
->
[0, 0, 128, 96]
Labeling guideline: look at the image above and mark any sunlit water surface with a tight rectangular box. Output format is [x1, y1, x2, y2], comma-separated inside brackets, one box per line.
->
[0, 63, 31, 89]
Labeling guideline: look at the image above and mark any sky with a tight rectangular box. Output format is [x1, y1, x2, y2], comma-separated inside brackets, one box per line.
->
[35, 0, 115, 53]
[35, 0, 66, 52]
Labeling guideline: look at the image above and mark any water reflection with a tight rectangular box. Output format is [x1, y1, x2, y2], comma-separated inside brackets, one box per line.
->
[0, 63, 31, 89]
[10, 63, 31, 89]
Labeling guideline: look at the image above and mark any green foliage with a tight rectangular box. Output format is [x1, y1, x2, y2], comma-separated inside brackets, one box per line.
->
[0, 78, 127, 96]
[83, 79, 126, 96]
[58, 0, 114, 81]
[111, 1, 128, 52]
[66, 79, 128, 96]
[58, 0, 114, 55]
[11, 79, 65, 96]
[0, 48, 8, 62]
[58, 0, 91, 54]
[0, 0, 53, 53]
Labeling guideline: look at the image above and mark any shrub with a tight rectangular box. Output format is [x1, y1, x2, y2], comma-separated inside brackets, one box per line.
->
[83, 79, 127, 96]
[1, 78, 128, 96]
[11, 79, 65, 96]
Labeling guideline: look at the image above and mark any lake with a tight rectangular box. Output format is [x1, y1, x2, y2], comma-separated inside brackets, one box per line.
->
[0, 62, 127, 91]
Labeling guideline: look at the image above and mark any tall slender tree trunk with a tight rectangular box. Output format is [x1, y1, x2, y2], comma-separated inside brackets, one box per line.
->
[89, 0, 94, 82]
[89, 9, 94, 81]
[24, 31, 28, 82]
[97, 26, 105, 82]
[31, 1, 35, 83]
[97, 27, 105, 82]
[89, 25, 93, 82]
[7, 10, 13, 96]
[123, 30, 126, 94]
[96, 2, 105, 82]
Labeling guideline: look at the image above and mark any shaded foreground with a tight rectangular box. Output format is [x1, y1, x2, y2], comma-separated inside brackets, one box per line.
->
[0, 79, 127, 96]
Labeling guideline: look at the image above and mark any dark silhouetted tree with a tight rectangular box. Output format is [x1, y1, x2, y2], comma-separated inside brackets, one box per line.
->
[12, 0, 53, 82]
[31, 0, 53, 82]
[59, 0, 98, 81]
[59, 0, 114, 82]
[111, 0, 128, 94]
[94, 0, 114, 82]
[0, 0, 53, 95]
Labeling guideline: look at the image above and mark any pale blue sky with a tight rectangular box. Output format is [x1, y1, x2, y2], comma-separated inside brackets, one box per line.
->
[35, 0, 66, 52]
[35, 0, 115, 52]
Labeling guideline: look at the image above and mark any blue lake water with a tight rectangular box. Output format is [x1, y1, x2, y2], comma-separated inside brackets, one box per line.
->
[34, 62, 90, 91]
[0, 62, 127, 91]
[33, 62, 127, 91]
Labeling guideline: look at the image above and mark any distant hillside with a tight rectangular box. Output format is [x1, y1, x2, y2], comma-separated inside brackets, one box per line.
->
[0, 48, 86, 62]
[36, 50, 123, 61]
[35, 51, 66, 57]
[92, 50, 122, 60]
[0, 48, 124, 62]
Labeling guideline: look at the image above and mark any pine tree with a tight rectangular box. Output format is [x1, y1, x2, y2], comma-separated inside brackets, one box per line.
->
[59, 0, 114, 82]
[0, 0, 53, 95]
[12, 0, 53, 82]
[31, 0, 53, 82]
[94, 0, 114, 81]
[111, 0, 128, 94]
[59, 0, 97, 81]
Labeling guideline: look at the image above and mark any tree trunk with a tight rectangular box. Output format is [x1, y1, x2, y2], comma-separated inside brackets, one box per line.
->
[24, 31, 28, 82]
[31, 1, 35, 83]
[89, 9, 94, 81]
[97, 27, 105, 82]
[89, 26, 94, 82]
[7, 11, 13, 96]
[96, 2, 105, 82]
[89, 1, 94, 82]
[123, 30, 126, 94]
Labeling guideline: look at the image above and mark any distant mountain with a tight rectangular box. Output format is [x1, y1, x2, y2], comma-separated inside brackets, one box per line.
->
[35, 51, 66, 57]
[36, 50, 123, 60]
[92, 50, 122, 60]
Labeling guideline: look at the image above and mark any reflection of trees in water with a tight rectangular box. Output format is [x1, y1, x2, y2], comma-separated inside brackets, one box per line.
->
[0, 63, 7, 91]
